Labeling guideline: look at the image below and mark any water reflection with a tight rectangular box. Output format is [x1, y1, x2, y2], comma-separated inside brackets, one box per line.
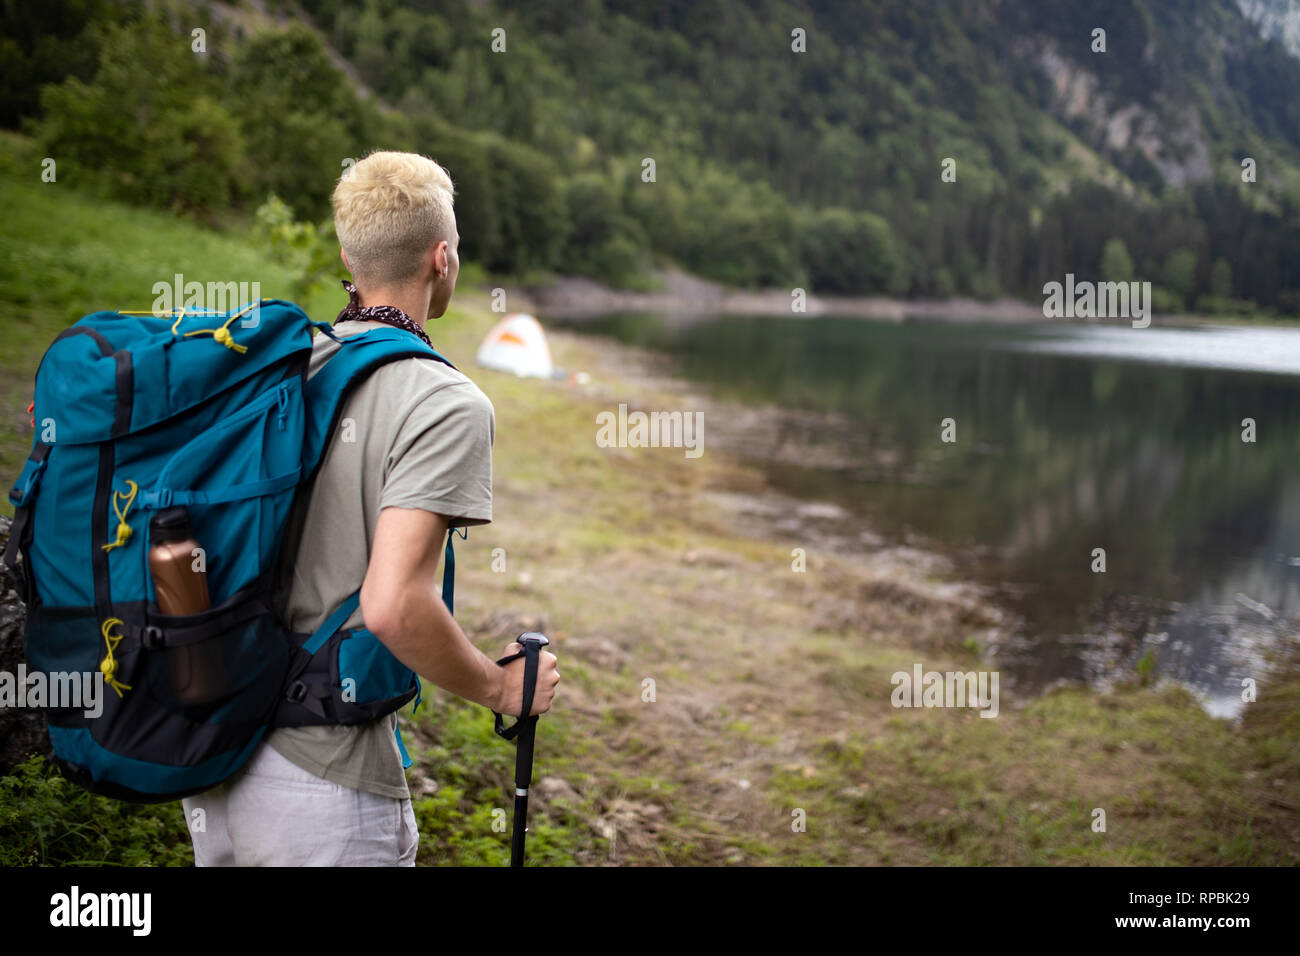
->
[552, 313, 1300, 715]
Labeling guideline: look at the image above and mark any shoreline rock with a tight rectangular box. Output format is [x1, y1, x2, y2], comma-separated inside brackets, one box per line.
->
[0, 515, 49, 776]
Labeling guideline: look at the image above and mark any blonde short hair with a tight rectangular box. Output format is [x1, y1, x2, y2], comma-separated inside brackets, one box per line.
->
[332, 150, 456, 286]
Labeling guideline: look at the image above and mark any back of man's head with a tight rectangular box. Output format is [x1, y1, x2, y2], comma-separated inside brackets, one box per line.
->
[333, 150, 455, 288]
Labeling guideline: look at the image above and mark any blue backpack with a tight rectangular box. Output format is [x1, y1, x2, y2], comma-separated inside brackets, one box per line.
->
[3, 299, 461, 802]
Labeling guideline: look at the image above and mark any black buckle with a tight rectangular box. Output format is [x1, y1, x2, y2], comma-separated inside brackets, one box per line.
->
[286, 680, 308, 704]
[141, 625, 164, 650]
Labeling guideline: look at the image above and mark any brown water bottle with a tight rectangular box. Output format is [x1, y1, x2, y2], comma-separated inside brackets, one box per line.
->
[148, 507, 218, 704]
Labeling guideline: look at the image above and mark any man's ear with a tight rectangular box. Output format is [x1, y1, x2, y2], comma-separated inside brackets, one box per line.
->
[340, 248, 351, 273]
[429, 240, 444, 280]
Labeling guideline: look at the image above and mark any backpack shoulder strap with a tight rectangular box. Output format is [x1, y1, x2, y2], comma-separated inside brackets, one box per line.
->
[297, 326, 463, 614]
[277, 327, 465, 724]
[301, 326, 455, 482]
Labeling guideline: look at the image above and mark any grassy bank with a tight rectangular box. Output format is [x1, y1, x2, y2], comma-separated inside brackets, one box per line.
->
[438, 310, 1299, 865]
[0, 133, 1295, 866]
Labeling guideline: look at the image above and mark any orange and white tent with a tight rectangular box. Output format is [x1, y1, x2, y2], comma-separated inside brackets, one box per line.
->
[475, 313, 554, 379]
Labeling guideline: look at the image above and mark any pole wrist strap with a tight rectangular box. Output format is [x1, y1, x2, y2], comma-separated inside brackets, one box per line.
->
[493, 640, 540, 740]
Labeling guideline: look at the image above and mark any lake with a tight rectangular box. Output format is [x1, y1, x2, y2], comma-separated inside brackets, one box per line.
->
[549, 312, 1300, 717]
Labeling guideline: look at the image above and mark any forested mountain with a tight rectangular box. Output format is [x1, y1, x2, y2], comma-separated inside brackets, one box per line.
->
[1238, 0, 1300, 57]
[8, 0, 1300, 313]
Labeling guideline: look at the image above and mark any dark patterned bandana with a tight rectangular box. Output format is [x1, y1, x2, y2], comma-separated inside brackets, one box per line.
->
[334, 279, 433, 348]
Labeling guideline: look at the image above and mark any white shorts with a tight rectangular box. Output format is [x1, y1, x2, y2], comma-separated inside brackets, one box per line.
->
[181, 742, 418, 866]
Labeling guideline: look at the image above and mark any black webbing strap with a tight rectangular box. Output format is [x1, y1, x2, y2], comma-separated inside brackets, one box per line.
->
[2, 504, 34, 605]
[124, 592, 269, 650]
[4, 442, 51, 605]
[281, 666, 333, 722]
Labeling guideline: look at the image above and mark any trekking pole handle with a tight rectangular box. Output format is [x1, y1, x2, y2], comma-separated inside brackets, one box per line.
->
[493, 632, 550, 740]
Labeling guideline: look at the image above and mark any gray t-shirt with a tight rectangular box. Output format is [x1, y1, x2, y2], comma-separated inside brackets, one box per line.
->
[266, 318, 494, 798]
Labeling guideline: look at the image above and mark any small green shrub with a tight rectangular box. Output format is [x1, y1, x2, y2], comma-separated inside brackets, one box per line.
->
[0, 755, 192, 866]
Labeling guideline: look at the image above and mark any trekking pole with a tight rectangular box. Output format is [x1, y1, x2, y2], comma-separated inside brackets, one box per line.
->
[493, 632, 550, 867]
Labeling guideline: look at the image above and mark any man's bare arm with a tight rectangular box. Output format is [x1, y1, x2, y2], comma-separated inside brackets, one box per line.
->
[359, 507, 558, 716]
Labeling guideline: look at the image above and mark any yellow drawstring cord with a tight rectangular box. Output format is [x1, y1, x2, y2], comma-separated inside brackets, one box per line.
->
[116, 300, 262, 355]
[101, 479, 139, 552]
[183, 311, 249, 354]
[100, 618, 132, 697]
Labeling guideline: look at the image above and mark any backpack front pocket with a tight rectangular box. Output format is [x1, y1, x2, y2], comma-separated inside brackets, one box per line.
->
[146, 377, 305, 603]
[25, 595, 293, 801]
[142, 590, 290, 726]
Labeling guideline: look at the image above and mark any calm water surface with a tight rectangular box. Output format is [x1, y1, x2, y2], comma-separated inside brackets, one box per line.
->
[550, 313, 1300, 717]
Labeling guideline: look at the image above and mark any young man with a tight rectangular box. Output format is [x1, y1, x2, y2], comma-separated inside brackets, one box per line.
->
[182, 150, 560, 866]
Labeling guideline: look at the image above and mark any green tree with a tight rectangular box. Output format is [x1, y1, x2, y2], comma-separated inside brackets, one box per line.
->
[680, 170, 800, 288]
[254, 195, 339, 300]
[1163, 248, 1198, 309]
[35, 14, 243, 216]
[487, 139, 569, 275]
[1100, 237, 1135, 283]
[802, 207, 904, 295]
[561, 173, 642, 284]
[229, 25, 360, 218]
[0, 0, 119, 127]
[415, 118, 569, 276]
[1210, 258, 1232, 298]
